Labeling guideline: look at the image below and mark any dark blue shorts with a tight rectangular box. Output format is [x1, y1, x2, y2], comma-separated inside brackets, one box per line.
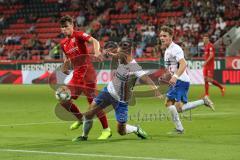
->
[94, 87, 128, 123]
[166, 80, 190, 103]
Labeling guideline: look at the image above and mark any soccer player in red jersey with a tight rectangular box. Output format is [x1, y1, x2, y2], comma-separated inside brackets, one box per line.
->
[59, 15, 111, 141]
[203, 34, 225, 96]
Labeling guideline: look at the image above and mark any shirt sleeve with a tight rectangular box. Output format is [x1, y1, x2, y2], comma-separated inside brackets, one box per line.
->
[132, 64, 146, 78]
[75, 31, 91, 42]
[135, 70, 146, 78]
[175, 47, 185, 62]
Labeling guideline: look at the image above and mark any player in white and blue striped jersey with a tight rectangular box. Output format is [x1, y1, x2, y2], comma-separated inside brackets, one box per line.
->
[72, 41, 163, 141]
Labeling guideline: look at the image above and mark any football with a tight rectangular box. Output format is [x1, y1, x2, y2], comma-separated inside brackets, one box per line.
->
[55, 86, 71, 101]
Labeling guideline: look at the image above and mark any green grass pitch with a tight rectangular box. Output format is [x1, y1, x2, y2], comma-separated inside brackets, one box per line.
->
[0, 84, 239, 160]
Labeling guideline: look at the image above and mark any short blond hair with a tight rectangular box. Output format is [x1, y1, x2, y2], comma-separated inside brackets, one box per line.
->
[160, 26, 174, 36]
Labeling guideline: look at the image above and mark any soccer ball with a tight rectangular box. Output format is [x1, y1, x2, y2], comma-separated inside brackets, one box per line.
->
[55, 86, 71, 101]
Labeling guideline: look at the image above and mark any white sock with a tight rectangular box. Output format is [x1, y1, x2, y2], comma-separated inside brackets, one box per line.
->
[168, 105, 184, 131]
[126, 124, 138, 134]
[82, 116, 93, 137]
[182, 100, 204, 112]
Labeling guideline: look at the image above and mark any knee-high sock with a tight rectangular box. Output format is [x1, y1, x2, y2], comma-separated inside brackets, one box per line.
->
[84, 83, 96, 104]
[96, 110, 109, 129]
[61, 101, 82, 120]
[212, 80, 223, 90]
[204, 82, 209, 96]
[182, 100, 204, 112]
[82, 116, 93, 137]
[168, 105, 184, 131]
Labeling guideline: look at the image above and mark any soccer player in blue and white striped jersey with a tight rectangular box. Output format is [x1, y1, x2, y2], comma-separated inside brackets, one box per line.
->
[72, 41, 163, 141]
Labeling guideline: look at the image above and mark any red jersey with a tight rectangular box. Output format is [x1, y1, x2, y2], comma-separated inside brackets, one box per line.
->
[204, 42, 215, 70]
[60, 31, 96, 84]
[60, 31, 92, 69]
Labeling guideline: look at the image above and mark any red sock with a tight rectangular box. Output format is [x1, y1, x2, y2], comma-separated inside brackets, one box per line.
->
[84, 83, 96, 104]
[204, 82, 209, 96]
[61, 101, 82, 120]
[212, 80, 223, 90]
[97, 111, 109, 129]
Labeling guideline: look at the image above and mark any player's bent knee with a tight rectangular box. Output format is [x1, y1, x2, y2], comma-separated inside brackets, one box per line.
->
[176, 106, 182, 112]
[174, 102, 183, 112]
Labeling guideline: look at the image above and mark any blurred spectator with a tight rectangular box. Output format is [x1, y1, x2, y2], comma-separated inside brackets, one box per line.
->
[189, 43, 198, 57]
[76, 11, 86, 27]
[148, 5, 156, 16]
[5, 34, 14, 45]
[25, 14, 38, 23]
[0, 0, 238, 60]
[71, 0, 80, 10]
[95, 0, 106, 13]
[122, 2, 130, 13]
[18, 49, 31, 60]
[58, 0, 68, 8]
[0, 44, 5, 55]
[135, 44, 143, 58]
[25, 34, 43, 51]
[12, 34, 21, 44]
[0, 14, 5, 27]
[49, 42, 61, 59]
[45, 39, 52, 50]
[216, 17, 226, 31]
[7, 50, 15, 60]
[0, 35, 5, 44]
[26, 24, 36, 34]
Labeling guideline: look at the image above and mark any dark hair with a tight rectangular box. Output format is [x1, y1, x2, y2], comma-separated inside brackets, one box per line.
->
[117, 40, 134, 64]
[59, 15, 73, 27]
[160, 26, 174, 36]
[118, 40, 134, 55]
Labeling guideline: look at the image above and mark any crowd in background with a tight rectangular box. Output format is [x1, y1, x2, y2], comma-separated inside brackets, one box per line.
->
[89, 0, 238, 58]
[0, 0, 239, 60]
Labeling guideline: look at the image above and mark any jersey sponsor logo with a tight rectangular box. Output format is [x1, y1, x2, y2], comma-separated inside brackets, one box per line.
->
[66, 47, 79, 54]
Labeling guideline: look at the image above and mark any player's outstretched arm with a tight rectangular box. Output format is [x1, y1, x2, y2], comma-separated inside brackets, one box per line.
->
[61, 58, 70, 75]
[88, 37, 101, 57]
[140, 75, 164, 99]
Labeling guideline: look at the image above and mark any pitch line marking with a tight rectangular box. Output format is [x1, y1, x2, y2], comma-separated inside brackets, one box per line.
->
[0, 121, 66, 127]
[0, 112, 236, 127]
[0, 149, 181, 160]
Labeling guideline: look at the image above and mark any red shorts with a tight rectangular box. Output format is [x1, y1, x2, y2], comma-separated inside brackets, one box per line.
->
[68, 66, 97, 100]
[203, 68, 214, 78]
